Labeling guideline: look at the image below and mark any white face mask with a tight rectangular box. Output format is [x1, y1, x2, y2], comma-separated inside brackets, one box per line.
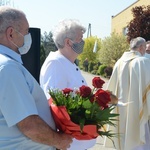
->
[11, 32, 32, 55]
[18, 33, 32, 55]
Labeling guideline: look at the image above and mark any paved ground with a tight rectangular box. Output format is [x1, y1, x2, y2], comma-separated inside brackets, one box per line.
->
[81, 70, 116, 150]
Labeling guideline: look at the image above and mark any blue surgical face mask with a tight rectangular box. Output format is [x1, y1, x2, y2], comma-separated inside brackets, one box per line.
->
[71, 40, 85, 54]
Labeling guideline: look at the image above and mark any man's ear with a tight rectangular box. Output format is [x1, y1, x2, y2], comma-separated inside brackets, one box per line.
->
[6, 27, 14, 40]
[139, 45, 145, 55]
[65, 38, 71, 47]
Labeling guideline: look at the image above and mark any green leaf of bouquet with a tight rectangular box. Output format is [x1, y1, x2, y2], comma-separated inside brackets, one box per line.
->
[82, 100, 92, 109]
[79, 118, 85, 132]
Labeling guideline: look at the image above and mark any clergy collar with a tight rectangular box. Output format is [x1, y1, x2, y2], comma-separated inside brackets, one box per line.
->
[121, 51, 141, 62]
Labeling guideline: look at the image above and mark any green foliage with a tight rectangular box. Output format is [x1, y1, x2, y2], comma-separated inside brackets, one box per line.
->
[40, 31, 57, 66]
[91, 70, 97, 75]
[127, 5, 150, 42]
[93, 63, 99, 70]
[40, 45, 46, 67]
[98, 33, 129, 67]
[41, 31, 57, 57]
[88, 61, 95, 72]
[97, 64, 107, 76]
[78, 36, 101, 66]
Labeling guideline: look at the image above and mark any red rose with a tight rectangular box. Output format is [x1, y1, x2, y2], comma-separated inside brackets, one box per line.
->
[94, 89, 111, 109]
[92, 77, 105, 88]
[90, 94, 95, 103]
[62, 88, 73, 95]
[79, 85, 92, 98]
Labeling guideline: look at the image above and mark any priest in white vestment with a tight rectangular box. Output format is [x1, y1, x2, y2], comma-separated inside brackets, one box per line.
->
[105, 37, 150, 150]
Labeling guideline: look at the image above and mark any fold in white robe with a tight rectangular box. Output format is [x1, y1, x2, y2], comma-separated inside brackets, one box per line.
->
[105, 51, 150, 150]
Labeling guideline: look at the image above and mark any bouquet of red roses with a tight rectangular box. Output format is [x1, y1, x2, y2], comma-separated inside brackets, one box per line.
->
[48, 77, 118, 140]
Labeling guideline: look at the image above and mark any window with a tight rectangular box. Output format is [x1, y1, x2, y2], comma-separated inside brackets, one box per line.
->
[122, 27, 128, 36]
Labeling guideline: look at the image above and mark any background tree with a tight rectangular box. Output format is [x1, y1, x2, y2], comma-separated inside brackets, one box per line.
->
[98, 33, 129, 67]
[127, 5, 150, 42]
[40, 45, 46, 67]
[78, 36, 101, 67]
[41, 31, 57, 56]
[40, 31, 57, 66]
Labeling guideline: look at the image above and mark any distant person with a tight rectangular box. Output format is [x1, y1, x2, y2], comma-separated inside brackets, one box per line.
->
[83, 58, 89, 72]
[40, 19, 96, 150]
[0, 6, 72, 149]
[105, 37, 150, 150]
[144, 41, 150, 59]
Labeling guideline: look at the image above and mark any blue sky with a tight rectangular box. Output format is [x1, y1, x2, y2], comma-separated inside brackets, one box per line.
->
[12, 0, 137, 39]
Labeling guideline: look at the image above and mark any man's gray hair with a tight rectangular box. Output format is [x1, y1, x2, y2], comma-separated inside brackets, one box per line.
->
[0, 6, 26, 34]
[130, 37, 146, 50]
[52, 19, 86, 49]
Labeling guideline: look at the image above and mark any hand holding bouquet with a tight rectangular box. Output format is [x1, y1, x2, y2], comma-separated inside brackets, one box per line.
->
[48, 77, 119, 141]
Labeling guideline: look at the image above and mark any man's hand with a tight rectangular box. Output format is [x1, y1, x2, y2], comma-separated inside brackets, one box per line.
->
[107, 90, 118, 105]
[54, 133, 73, 150]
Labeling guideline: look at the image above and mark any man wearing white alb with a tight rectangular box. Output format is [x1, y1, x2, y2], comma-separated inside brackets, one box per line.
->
[40, 19, 96, 150]
[105, 37, 150, 150]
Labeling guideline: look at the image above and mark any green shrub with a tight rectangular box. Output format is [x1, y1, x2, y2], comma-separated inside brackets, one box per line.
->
[88, 61, 95, 72]
[91, 70, 97, 75]
[93, 64, 99, 71]
[97, 64, 107, 76]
